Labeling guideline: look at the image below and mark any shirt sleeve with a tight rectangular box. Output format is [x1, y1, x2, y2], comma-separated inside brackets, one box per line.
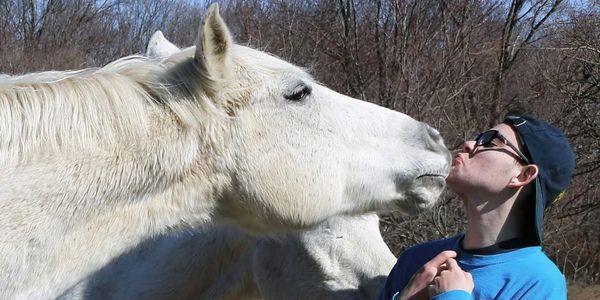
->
[378, 247, 428, 300]
[431, 290, 472, 300]
[377, 259, 404, 300]
[377, 250, 414, 300]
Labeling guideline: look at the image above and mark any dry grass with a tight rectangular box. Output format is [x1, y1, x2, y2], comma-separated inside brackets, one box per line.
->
[568, 283, 600, 299]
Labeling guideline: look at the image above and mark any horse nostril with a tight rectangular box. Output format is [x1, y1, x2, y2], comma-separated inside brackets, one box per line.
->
[420, 123, 451, 163]
[420, 123, 444, 147]
[426, 125, 443, 144]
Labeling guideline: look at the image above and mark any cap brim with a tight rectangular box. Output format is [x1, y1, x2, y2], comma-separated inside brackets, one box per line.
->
[534, 178, 544, 245]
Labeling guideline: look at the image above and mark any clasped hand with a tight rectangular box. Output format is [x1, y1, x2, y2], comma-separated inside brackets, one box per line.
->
[398, 250, 474, 300]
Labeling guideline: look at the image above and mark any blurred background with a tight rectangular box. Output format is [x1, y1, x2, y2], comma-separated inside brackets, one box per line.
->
[1, 0, 598, 297]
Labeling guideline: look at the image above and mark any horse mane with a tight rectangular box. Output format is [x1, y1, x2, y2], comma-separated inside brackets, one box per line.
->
[0, 53, 224, 161]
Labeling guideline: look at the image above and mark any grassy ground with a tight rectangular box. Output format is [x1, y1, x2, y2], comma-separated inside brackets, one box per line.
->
[568, 284, 600, 299]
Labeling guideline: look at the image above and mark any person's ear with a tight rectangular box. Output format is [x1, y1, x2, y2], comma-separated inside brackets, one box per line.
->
[508, 164, 539, 188]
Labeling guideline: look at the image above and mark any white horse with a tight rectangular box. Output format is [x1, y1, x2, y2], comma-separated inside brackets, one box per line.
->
[0, 4, 448, 299]
[57, 31, 394, 300]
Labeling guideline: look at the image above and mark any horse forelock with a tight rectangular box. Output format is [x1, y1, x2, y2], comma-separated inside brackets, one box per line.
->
[0, 55, 227, 163]
[165, 46, 256, 117]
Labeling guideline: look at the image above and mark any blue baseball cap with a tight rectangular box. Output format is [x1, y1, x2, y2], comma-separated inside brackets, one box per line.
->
[504, 115, 576, 245]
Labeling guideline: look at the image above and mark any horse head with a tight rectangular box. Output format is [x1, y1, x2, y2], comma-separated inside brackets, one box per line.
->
[150, 4, 451, 231]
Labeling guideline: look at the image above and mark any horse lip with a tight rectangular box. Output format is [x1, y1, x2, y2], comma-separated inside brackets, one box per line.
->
[412, 174, 447, 194]
[390, 173, 446, 215]
[417, 173, 446, 179]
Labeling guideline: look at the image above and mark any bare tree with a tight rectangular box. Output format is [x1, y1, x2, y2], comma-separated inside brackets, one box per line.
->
[489, 0, 564, 125]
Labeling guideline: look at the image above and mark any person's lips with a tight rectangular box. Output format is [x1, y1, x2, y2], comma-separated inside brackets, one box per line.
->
[452, 154, 464, 166]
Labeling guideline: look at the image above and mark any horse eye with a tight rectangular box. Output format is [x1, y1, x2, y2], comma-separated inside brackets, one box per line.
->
[284, 85, 311, 102]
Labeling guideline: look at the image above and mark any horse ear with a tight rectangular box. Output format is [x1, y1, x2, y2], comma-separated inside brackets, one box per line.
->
[195, 3, 233, 81]
[146, 31, 180, 59]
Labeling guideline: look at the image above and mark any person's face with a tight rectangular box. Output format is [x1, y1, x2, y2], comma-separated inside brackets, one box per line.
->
[446, 123, 525, 196]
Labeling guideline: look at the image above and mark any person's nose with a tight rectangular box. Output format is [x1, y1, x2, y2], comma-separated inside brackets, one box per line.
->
[461, 140, 476, 153]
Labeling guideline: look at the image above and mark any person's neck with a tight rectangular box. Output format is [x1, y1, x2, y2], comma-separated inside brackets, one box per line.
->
[461, 192, 523, 250]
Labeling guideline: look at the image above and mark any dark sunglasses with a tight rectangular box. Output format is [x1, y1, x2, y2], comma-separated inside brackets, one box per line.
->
[473, 130, 530, 165]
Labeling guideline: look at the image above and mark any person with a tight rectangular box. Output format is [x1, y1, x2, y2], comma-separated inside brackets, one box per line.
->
[378, 114, 576, 300]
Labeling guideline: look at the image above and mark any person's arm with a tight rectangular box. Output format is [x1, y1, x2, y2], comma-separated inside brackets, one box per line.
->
[377, 267, 396, 300]
[395, 251, 459, 300]
[378, 246, 425, 300]
[378, 252, 412, 300]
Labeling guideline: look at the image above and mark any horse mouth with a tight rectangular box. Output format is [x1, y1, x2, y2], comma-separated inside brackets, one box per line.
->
[416, 173, 446, 179]
[394, 174, 446, 215]
[396, 173, 446, 189]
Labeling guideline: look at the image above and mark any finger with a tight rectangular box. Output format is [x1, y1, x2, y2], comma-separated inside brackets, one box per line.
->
[439, 262, 449, 271]
[446, 257, 460, 271]
[425, 250, 457, 269]
[436, 262, 450, 276]
[464, 271, 475, 290]
[427, 277, 442, 298]
[464, 271, 473, 281]
[427, 283, 437, 298]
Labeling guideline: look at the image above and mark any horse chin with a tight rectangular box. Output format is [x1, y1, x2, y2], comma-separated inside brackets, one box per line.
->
[395, 175, 446, 215]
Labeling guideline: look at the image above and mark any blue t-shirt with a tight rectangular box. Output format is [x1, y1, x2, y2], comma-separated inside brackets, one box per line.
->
[378, 234, 567, 300]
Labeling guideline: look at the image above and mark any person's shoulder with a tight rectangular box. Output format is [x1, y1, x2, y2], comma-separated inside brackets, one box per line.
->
[510, 247, 566, 283]
[477, 247, 566, 299]
[531, 251, 564, 281]
[521, 255, 566, 299]
[515, 247, 562, 271]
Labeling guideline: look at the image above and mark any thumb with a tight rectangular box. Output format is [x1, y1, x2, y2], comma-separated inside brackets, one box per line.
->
[463, 271, 475, 291]
[446, 257, 460, 270]
[427, 251, 457, 269]
[464, 271, 473, 281]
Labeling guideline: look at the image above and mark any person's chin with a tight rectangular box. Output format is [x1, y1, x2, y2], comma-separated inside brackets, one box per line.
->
[445, 169, 458, 183]
[445, 172, 462, 191]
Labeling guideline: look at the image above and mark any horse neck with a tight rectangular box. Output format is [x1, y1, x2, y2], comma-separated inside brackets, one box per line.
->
[75, 134, 231, 233]
[0, 72, 234, 232]
[0, 62, 240, 297]
[1, 130, 238, 297]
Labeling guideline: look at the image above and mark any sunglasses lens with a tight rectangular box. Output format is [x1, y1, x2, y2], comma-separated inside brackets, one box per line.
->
[472, 130, 529, 164]
[476, 131, 496, 146]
